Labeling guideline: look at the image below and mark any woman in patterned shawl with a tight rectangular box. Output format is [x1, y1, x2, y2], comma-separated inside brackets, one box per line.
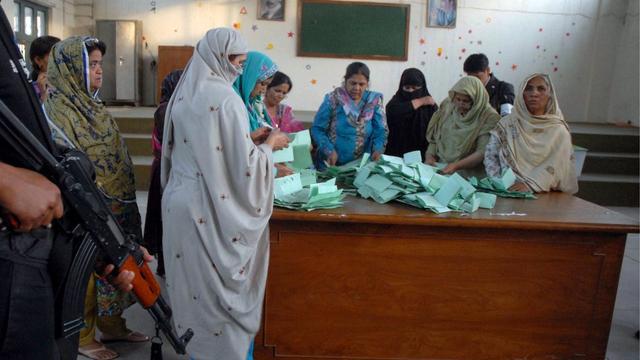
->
[425, 76, 500, 176]
[44, 36, 146, 360]
[311, 61, 388, 170]
[484, 73, 578, 193]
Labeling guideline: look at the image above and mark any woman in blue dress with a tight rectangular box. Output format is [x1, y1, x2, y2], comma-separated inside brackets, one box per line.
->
[311, 62, 388, 170]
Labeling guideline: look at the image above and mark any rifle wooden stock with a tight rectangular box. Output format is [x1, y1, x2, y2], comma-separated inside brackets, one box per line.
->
[120, 254, 161, 308]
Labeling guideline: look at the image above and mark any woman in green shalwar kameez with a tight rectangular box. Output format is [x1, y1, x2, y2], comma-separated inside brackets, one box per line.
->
[425, 76, 500, 176]
[44, 36, 147, 360]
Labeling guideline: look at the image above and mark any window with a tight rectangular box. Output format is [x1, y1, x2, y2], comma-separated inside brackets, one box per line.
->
[13, 1, 49, 66]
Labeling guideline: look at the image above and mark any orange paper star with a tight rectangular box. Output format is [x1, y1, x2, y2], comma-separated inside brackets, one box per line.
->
[233, 22, 241, 29]
[311, 79, 317, 85]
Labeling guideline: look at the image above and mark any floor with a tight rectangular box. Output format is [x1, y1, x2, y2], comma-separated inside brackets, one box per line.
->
[77, 198, 639, 360]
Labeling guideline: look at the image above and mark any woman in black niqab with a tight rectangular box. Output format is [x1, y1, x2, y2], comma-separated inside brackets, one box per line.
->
[385, 68, 438, 157]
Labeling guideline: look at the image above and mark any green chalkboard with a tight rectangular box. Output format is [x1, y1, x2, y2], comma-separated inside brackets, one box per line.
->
[297, 0, 410, 61]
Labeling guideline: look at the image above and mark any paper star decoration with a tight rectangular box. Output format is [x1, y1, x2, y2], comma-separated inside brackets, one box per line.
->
[266, 43, 274, 50]
[511, 64, 518, 71]
[311, 79, 317, 85]
[240, 7, 248, 15]
[437, 48, 443, 57]
[288, 32, 294, 38]
[233, 23, 241, 29]
[252, 25, 258, 31]
[419, 38, 426, 45]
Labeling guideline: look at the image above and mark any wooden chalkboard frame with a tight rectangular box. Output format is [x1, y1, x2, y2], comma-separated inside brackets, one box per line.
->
[297, 0, 410, 61]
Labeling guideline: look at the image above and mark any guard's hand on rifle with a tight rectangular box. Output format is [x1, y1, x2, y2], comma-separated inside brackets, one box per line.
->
[0, 162, 63, 232]
[102, 246, 154, 292]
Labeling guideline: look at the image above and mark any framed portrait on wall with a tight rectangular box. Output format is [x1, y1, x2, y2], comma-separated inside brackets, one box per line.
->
[258, 0, 285, 21]
[426, 0, 456, 28]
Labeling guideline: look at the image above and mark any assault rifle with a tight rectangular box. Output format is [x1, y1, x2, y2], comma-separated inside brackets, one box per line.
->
[0, 99, 193, 354]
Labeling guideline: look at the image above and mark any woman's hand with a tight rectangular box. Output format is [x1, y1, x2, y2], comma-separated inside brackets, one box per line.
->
[509, 181, 531, 193]
[36, 72, 49, 101]
[275, 163, 294, 178]
[421, 96, 436, 106]
[251, 127, 271, 145]
[424, 153, 438, 166]
[265, 130, 289, 151]
[371, 151, 382, 161]
[327, 151, 338, 166]
[441, 162, 458, 175]
[411, 96, 436, 110]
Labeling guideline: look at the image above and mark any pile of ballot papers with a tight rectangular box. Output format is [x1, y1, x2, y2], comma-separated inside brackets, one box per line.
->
[271, 130, 345, 210]
[270, 130, 534, 213]
[322, 150, 535, 214]
[468, 168, 537, 199]
[273, 174, 345, 211]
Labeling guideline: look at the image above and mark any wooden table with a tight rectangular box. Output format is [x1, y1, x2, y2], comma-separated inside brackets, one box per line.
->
[254, 194, 638, 360]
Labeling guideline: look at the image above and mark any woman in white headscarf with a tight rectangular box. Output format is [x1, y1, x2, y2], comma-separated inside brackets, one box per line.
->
[160, 28, 289, 360]
[483, 73, 578, 193]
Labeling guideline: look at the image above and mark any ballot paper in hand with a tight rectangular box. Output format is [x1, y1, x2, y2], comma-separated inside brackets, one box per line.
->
[273, 145, 294, 163]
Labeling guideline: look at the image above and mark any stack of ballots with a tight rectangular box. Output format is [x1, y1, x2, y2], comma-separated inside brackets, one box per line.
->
[337, 150, 500, 214]
[318, 155, 370, 187]
[469, 168, 537, 199]
[273, 173, 345, 211]
[271, 130, 345, 211]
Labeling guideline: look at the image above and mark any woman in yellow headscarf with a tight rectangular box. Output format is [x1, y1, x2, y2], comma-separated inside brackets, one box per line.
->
[483, 73, 578, 193]
[44, 36, 146, 360]
[425, 76, 500, 175]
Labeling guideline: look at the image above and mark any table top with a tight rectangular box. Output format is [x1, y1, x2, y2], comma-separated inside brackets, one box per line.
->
[271, 193, 639, 234]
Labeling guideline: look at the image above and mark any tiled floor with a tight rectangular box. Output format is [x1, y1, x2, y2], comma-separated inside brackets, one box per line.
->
[78, 200, 639, 360]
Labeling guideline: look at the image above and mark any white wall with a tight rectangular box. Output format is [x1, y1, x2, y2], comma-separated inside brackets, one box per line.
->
[607, 0, 639, 126]
[7, 0, 638, 125]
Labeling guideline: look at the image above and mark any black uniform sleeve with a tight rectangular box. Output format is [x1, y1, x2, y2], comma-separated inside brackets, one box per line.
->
[500, 81, 516, 106]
